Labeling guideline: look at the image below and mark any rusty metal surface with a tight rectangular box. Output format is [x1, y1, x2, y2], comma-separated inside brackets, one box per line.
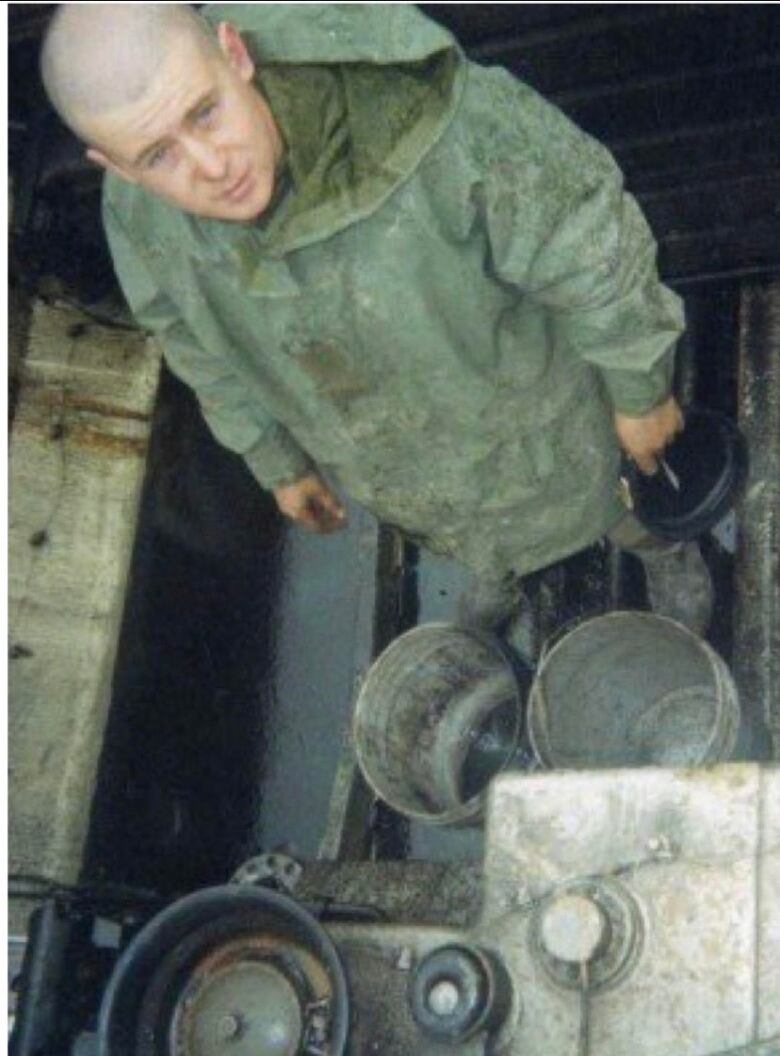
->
[24, 388, 152, 422]
[8, 302, 160, 937]
[168, 933, 333, 1056]
[15, 413, 150, 459]
[318, 765, 779, 1055]
[296, 861, 483, 929]
[325, 924, 488, 1056]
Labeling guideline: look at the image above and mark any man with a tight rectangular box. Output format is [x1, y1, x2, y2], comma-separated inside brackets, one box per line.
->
[40, 3, 712, 631]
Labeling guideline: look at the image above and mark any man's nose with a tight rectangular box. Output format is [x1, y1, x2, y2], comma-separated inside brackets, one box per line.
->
[183, 136, 227, 181]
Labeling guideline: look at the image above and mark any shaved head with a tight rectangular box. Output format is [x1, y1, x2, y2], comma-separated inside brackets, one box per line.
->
[41, 3, 218, 141]
[41, 4, 282, 222]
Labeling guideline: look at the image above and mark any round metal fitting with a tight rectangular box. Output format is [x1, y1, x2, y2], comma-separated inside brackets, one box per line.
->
[171, 958, 304, 1056]
[531, 878, 643, 992]
[97, 886, 349, 1056]
[408, 944, 511, 1043]
[427, 979, 461, 1017]
[539, 893, 609, 965]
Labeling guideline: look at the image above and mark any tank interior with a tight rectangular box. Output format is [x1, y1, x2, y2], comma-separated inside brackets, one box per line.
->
[8, 6, 780, 1055]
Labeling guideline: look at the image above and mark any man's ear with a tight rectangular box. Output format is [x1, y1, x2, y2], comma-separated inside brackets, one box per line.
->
[86, 147, 138, 185]
[217, 22, 255, 82]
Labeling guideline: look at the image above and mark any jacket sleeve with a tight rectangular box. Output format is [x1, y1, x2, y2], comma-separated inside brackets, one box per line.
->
[102, 201, 313, 488]
[479, 71, 684, 415]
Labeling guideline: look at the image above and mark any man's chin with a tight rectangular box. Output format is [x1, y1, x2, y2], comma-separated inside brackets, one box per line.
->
[214, 183, 273, 223]
[159, 180, 272, 223]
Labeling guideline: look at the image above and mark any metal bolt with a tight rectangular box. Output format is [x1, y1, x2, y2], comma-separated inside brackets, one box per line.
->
[216, 1013, 242, 1042]
[427, 979, 461, 1017]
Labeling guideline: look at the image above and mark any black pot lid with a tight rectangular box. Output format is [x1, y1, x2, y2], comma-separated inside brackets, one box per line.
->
[624, 407, 749, 541]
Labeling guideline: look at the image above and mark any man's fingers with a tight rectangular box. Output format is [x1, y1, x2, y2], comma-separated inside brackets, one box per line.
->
[297, 503, 322, 527]
[615, 396, 685, 476]
[273, 474, 346, 532]
[304, 495, 347, 533]
[316, 492, 346, 518]
[633, 453, 660, 476]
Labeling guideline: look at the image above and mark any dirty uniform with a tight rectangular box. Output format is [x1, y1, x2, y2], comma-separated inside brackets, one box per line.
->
[103, 3, 684, 582]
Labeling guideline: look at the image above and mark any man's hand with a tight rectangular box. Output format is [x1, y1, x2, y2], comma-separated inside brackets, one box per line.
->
[272, 473, 347, 534]
[614, 395, 684, 475]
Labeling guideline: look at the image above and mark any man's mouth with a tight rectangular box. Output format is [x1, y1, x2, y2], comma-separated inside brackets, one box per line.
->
[223, 169, 254, 203]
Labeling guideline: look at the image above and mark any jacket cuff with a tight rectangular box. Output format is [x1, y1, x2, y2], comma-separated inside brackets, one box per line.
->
[242, 423, 314, 489]
[600, 345, 677, 415]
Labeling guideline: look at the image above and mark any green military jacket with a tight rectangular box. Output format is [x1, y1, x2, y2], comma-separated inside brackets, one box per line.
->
[103, 3, 684, 579]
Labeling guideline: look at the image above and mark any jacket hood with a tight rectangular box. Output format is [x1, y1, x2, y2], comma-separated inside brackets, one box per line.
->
[195, 4, 465, 252]
[203, 3, 459, 67]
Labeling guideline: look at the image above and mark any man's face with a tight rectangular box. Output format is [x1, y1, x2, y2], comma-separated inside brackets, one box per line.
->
[85, 24, 282, 222]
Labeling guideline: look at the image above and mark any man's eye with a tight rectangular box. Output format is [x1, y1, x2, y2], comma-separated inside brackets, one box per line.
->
[194, 102, 217, 125]
[147, 146, 169, 169]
